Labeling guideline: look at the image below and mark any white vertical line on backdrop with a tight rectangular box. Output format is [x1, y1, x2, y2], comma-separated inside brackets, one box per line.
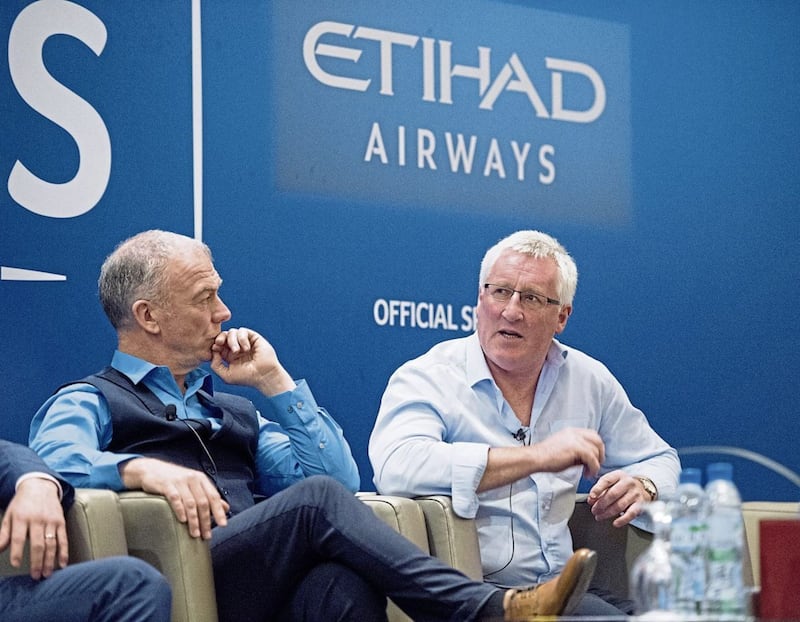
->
[192, 0, 203, 241]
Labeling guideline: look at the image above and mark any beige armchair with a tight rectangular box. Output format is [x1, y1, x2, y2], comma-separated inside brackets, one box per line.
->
[4, 489, 792, 622]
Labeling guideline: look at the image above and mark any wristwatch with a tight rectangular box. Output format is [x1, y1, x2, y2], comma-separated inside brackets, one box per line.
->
[635, 476, 658, 502]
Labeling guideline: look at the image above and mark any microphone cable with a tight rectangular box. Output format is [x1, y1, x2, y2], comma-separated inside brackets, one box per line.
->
[164, 403, 230, 514]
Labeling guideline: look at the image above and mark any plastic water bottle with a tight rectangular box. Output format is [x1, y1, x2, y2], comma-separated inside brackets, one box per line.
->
[704, 462, 746, 616]
[669, 467, 708, 615]
[630, 500, 679, 618]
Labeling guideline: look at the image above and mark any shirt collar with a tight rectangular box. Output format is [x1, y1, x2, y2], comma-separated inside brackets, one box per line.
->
[110, 350, 213, 394]
[546, 338, 570, 368]
[465, 333, 493, 388]
[464, 333, 569, 388]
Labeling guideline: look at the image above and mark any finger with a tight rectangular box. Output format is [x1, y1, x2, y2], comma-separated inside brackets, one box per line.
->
[225, 328, 244, 354]
[571, 432, 602, 479]
[612, 506, 631, 528]
[175, 485, 203, 539]
[585, 483, 605, 506]
[57, 523, 69, 569]
[612, 500, 643, 527]
[26, 523, 46, 580]
[237, 328, 254, 353]
[210, 349, 228, 375]
[0, 513, 10, 552]
[6, 517, 29, 569]
[187, 479, 224, 540]
[210, 338, 225, 354]
[587, 472, 617, 502]
[593, 485, 637, 521]
[41, 525, 59, 578]
[162, 486, 189, 525]
[587, 434, 605, 474]
[211, 498, 230, 531]
[582, 450, 602, 479]
[188, 482, 214, 540]
[589, 486, 626, 518]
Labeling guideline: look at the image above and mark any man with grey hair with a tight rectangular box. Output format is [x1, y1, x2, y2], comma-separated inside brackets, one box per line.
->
[31, 229, 598, 622]
[370, 230, 680, 616]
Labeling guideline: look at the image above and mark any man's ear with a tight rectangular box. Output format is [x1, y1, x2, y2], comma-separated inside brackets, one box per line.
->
[131, 299, 161, 334]
[555, 304, 572, 334]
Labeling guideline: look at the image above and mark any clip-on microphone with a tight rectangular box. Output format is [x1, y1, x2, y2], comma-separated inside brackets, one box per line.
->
[165, 403, 177, 421]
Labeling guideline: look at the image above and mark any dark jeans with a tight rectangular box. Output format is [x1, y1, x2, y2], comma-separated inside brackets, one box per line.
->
[0, 556, 171, 622]
[574, 587, 635, 617]
[210, 475, 498, 622]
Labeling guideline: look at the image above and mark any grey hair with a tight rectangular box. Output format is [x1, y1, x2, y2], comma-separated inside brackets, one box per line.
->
[478, 230, 578, 306]
[98, 230, 211, 330]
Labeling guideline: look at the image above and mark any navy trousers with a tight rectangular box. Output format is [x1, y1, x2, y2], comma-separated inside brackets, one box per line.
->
[0, 555, 171, 622]
[210, 475, 498, 622]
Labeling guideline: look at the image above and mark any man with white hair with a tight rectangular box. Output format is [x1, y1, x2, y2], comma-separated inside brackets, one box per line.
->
[370, 230, 681, 616]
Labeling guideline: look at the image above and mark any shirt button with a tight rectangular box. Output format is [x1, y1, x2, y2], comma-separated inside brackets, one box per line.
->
[318, 442, 325, 449]
[287, 406, 294, 413]
[296, 401, 304, 409]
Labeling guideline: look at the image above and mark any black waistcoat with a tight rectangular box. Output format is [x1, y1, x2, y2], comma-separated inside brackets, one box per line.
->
[75, 367, 259, 515]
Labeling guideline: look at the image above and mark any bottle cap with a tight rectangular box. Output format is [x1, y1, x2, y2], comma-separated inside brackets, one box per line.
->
[679, 467, 702, 486]
[706, 462, 734, 483]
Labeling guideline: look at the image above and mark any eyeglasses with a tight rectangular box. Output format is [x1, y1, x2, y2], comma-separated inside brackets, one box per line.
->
[483, 283, 561, 309]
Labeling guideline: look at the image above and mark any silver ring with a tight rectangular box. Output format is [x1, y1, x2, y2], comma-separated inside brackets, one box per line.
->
[44, 533, 55, 539]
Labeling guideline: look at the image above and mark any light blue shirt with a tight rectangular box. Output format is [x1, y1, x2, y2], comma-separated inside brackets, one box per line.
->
[30, 351, 360, 496]
[369, 333, 680, 588]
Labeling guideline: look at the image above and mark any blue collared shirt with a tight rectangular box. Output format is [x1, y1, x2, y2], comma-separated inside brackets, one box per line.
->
[30, 351, 360, 495]
[370, 333, 680, 588]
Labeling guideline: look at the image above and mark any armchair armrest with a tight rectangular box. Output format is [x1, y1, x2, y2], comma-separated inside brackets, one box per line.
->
[1, 488, 126, 577]
[414, 495, 483, 581]
[67, 488, 128, 562]
[118, 491, 218, 622]
[358, 493, 431, 622]
[357, 492, 430, 554]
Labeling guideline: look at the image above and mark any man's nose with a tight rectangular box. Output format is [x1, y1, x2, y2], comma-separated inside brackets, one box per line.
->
[501, 291, 525, 319]
[215, 296, 232, 322]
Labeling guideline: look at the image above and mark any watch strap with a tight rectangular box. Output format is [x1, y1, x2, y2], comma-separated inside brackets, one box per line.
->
[635, 476, 657, 501]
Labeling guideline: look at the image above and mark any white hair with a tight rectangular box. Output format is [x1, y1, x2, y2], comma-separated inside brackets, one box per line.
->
[478, 230, 578, 306]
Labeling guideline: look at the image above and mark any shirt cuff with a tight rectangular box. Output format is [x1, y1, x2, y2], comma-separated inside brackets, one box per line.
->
[451, 442, 490, 519]
[267, 379, 319, 424]
[16, 472, 63, 501]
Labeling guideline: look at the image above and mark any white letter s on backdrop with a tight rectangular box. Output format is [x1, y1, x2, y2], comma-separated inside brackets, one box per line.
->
[8, 0, 110, 218]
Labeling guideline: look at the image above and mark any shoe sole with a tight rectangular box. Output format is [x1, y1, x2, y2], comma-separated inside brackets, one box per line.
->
[562, 550, 597, 615]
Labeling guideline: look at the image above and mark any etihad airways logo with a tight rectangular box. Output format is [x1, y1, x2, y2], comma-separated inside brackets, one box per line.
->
[303, 20, 607, 124]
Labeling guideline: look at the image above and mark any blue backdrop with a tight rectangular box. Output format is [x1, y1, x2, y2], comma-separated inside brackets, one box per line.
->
[2, 0, 798, 502]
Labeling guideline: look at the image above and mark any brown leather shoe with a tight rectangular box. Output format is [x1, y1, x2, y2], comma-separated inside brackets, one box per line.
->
[503, 548, 597, 621]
